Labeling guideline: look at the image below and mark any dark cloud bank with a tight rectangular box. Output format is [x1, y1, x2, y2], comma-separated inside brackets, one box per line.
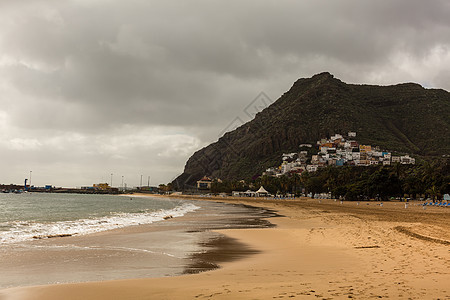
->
[0, 0, 449, 186]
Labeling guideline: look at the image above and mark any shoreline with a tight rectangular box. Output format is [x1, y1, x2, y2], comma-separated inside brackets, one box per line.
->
[1, 196, 449, 299]
[0, 196, 276, 290]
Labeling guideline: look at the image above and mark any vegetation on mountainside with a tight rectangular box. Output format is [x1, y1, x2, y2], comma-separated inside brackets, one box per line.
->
[174, 73, 450, 189]
[210, 159, 450, 201]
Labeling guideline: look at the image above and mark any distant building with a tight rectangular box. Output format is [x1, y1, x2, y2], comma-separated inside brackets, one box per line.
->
[336, 159, 345, 166]
[400, 155, 416, 165]
[359, 145, 372, 153]
[93, 183, 110, 190]
[282, 153, 297, 161]
[350, 141, 359, 148]
[281, 162, 292, 174]
[263, 167, 276, 176]
[371, 151, 383, 157]
[358, 160, 369, 166]
[139, 186, 159, 192]
[391, 156, 401, 163]
[307, 165, 318, 172]
[197, 176, 212, 190]
[311, 155, 322, 164]
[331, 134, 343, 141]
[352, 152, 361, 160]
[81, 186, 95, 190]
[265, 131, 416, 176]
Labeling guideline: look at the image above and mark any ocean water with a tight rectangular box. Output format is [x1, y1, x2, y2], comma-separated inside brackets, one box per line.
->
[0, 193, 198, 244]
[0, 193, 276, 289]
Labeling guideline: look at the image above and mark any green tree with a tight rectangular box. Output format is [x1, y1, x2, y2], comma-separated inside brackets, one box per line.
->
[366, 167, 401, 200]
[306, 176, 325, 198]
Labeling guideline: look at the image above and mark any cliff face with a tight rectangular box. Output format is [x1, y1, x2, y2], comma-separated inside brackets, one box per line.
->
[173, 72, 450, 189]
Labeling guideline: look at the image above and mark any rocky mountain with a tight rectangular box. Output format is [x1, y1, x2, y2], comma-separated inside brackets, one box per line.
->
[173, 72, 450, 189]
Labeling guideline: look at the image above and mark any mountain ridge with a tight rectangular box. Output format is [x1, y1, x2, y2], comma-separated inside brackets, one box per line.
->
[173, 73, 450, 189]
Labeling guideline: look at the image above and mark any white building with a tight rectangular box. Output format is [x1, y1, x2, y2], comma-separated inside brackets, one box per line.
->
[299, 144, 312, 148]
[371, 151, 383, 157]
[331, 134, 343, 141]
[282, 153, 297, 161]
[306, 165, 318, 172]
[281, 162, 298, 174]
[400, 155, 415, 165]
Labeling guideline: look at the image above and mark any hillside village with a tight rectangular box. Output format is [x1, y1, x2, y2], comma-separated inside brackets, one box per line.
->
[263, 132, 416, 177]
[196, 131, 418, 191]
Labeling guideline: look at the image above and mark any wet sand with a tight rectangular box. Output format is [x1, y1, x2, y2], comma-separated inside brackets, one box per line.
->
[0, 196, 449, 299]
[0, 200, 275, 289]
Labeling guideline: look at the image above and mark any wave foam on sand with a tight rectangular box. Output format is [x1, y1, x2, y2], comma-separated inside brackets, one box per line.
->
[0, 203, 199, 244]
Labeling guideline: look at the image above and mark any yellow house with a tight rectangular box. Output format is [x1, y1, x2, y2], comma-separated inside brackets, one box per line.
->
[359, 145, 372, 153]
[93, 183, 110, 190]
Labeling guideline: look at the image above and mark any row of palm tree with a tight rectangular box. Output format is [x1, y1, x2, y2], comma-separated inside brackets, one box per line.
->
[210, 159, 449, 201]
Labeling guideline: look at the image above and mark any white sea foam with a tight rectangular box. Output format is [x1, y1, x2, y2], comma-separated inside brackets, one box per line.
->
[0, 203, 199, 244]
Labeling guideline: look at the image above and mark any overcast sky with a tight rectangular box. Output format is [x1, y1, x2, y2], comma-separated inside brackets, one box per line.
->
[1, 0, 449, 188]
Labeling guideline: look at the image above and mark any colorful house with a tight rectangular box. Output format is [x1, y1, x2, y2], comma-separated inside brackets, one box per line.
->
[93, 183, 110, 190]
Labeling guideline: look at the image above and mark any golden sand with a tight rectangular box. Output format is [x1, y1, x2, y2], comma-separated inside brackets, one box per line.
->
[0, 196, 449, 300]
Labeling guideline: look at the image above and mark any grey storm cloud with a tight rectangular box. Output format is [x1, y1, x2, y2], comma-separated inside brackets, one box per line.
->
[0, 0, 449, 186]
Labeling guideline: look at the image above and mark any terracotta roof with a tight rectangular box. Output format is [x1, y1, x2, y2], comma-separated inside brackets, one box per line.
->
[199, 176, 212, 182]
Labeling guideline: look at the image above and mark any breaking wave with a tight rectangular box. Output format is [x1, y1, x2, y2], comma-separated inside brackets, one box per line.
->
[0, 203, 199, 244]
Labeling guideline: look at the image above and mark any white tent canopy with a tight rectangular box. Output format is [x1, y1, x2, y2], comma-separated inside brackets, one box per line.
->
[256, 186, 269, 194]
[244, 189, 256, 196]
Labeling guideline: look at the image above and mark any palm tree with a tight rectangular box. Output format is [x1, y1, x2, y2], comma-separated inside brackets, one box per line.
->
[426, 185, 439, 202]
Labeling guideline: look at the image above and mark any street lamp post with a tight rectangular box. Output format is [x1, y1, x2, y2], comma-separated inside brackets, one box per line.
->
[110, 173, 113, 187]
[121, 176, 124, 191]
[29, 171, 32, 189]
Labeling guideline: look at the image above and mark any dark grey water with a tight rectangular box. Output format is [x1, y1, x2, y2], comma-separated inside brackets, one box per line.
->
[0, 193, 197, 244]
[0, 196, 277, 289]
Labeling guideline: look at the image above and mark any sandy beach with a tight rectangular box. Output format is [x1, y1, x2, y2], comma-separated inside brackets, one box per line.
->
[0, 196, 449, 300]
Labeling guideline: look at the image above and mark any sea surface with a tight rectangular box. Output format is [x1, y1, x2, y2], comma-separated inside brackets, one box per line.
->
[0, 193, 198, 244]
[0, 193, 276, 289]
